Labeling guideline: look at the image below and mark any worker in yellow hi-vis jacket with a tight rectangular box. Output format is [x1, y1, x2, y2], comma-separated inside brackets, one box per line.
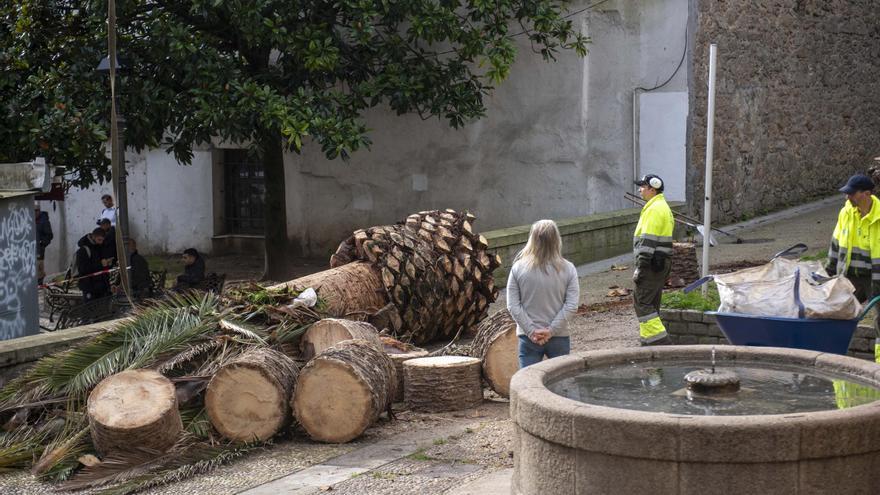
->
[632, 174, 674, 345]
[825, 174, 880, 363]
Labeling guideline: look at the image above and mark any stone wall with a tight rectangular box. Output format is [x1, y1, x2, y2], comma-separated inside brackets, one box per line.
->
[689, 1, 880, 222]
[662, 308, 876, 361]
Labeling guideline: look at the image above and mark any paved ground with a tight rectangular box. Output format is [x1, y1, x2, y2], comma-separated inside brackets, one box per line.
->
[7, 196, 844, 494]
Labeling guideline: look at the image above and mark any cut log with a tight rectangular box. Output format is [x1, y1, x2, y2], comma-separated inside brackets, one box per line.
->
[293, 340, 396, 443]
[381, 337, 429, 403]
[404, 356, 483, 412]
[271, 262, 387, 317]
[300, 319, 383, 361]
[205, 348, 299, 442]
[470, 310, 519, 397]
[88, 369, 182, 456]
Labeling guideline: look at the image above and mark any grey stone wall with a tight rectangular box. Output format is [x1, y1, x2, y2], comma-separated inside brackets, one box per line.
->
[661, 308, 876, 361]
[688, 1, 880, 222]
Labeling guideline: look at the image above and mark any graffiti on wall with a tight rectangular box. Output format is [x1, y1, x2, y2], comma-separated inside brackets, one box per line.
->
[0, 202, 35, 339]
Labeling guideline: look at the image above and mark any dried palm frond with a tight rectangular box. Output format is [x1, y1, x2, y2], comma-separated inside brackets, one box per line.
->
[58, 434, 258, 494]
[32, 411, 90, 481]
[0, 426, 49, 471]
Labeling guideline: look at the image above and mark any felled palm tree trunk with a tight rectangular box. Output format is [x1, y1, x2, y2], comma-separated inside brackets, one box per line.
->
[271, 209, 501, 345]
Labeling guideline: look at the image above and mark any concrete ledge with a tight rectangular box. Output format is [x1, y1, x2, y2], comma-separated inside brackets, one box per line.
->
[0, 318, 126, 387]
[484, 203, 684, 282]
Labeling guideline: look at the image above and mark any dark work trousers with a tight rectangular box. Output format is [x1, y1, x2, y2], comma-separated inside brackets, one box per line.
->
[634, 258, 672, 344]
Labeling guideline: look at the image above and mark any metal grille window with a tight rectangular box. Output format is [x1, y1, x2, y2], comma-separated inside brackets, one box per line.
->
[224, 149, 265, 234]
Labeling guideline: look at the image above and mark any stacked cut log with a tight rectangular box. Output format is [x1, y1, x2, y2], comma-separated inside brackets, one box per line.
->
[471, 309, 519, 398]
[323, 209, 501, 345]
[300, 319, 383, 361]
[87, 369, 183, 456]
[205, 348, 300, 442]
[293, 340, 396, 443]
[667, 242, 699, 288]
[381, 336, 429, 403]
[403, 356, 483, 412]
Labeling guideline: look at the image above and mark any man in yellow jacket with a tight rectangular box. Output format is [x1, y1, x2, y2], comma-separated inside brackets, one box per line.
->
[825, 174, 880, 362]
[632, 174, 674, 345]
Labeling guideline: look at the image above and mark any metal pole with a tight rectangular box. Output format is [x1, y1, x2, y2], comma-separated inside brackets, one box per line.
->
[107, 0, 131, 299]
[701, 44, 717, 297]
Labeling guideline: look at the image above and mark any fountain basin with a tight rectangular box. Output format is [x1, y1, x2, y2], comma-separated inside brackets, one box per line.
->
[510, 345, 880, 495]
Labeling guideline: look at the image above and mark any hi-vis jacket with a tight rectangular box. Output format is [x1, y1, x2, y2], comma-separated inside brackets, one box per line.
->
[633, 194, 674, 269]
[826, 195, 880, 296]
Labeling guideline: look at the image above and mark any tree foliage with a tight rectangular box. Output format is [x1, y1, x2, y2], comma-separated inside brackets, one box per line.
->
[0, 0, 588, 186]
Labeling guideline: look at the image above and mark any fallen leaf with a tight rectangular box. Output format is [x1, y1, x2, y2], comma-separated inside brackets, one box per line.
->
[77, 454, 101, 467]
[611, 264, 629, 271]
[319, 486, 333, 492]
[606, 288, 632, 298]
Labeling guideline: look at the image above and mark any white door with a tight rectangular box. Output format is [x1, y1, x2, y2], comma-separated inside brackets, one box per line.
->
[639, 91, 688, 202]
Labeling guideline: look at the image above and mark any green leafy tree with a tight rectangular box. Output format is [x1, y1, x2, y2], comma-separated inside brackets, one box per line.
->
[0, 0, 588, 278]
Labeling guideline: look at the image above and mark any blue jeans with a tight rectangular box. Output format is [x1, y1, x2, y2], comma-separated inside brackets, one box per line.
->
[518, 335, 571, 368]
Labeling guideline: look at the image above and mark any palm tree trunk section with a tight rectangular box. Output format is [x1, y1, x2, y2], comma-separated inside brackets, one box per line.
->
[205, 348, 300, 442]
[471, 309, 519, 398]
[87, 369, 183, 456]
[381, 336, 429, 403]
[299, 319, 383, 361]
[403, 356, 483, 412]
[270, 261, 388, 317]
[279, 209, 500, 345]
[292, 340, 396, 443]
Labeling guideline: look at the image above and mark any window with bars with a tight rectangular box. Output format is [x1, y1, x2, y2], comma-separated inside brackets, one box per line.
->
[223, 149, 265, 235]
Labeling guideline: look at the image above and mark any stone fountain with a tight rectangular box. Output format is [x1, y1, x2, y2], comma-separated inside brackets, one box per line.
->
[510, 345, 880, 495]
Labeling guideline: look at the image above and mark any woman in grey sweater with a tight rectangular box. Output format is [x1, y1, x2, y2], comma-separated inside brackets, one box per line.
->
[506, 220, 580, 368]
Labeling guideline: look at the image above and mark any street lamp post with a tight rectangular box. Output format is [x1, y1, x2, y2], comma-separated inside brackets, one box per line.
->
[97, 55, 131, 298]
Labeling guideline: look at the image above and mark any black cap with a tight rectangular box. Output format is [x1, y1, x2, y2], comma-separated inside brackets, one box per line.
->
[839, 174, 874, 194]
[183, 248, 200, 258]
[634, 174, 664, 191]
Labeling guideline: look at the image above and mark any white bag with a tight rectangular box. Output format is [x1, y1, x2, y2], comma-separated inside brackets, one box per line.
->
[714, 258, 861, 320]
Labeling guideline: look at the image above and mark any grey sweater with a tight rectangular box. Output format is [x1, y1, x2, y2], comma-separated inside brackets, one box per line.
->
[506, 259, 580, 337]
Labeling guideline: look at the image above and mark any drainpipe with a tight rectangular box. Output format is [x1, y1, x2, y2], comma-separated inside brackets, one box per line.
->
[632, 89, 642, 197]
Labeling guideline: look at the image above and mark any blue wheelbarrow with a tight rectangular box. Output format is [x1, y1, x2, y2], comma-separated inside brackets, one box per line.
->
[684, 243, 880, 354]
[707, 295, 880, 354]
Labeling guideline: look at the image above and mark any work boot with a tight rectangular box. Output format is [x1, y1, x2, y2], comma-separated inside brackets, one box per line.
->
[641, 336, 673, 346]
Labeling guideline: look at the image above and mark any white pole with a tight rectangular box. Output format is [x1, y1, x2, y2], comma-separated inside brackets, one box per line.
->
[701, 44, 717, 297]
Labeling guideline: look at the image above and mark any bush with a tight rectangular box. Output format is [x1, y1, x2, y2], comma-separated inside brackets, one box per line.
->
[661, 283, 720, 312]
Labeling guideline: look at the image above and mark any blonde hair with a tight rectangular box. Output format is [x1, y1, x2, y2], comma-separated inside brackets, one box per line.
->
[514, 220, 565, 273]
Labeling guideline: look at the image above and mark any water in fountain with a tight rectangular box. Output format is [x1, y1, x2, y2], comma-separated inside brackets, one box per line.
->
[548, 359, 880, 416]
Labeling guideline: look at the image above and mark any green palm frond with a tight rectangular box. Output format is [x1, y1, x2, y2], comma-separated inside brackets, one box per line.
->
[0, 426, 49, 470]
[180, 407, 212, 440]
[0, 298, 222, 408]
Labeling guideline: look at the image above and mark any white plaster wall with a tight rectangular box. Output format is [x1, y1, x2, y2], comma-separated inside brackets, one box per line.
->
[286, 0, 690, 256]
[42, 149, 213, 274]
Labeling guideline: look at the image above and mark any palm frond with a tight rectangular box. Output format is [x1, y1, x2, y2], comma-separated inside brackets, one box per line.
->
[154, 340, 222, 374]
[0, 302, 220, 408]
[0, 426, 49, 470]
[59, 434, 259, 494]
[218, 319, 268, 345]
[32, 423, 90, 479]
[179, 407, 212, 440]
